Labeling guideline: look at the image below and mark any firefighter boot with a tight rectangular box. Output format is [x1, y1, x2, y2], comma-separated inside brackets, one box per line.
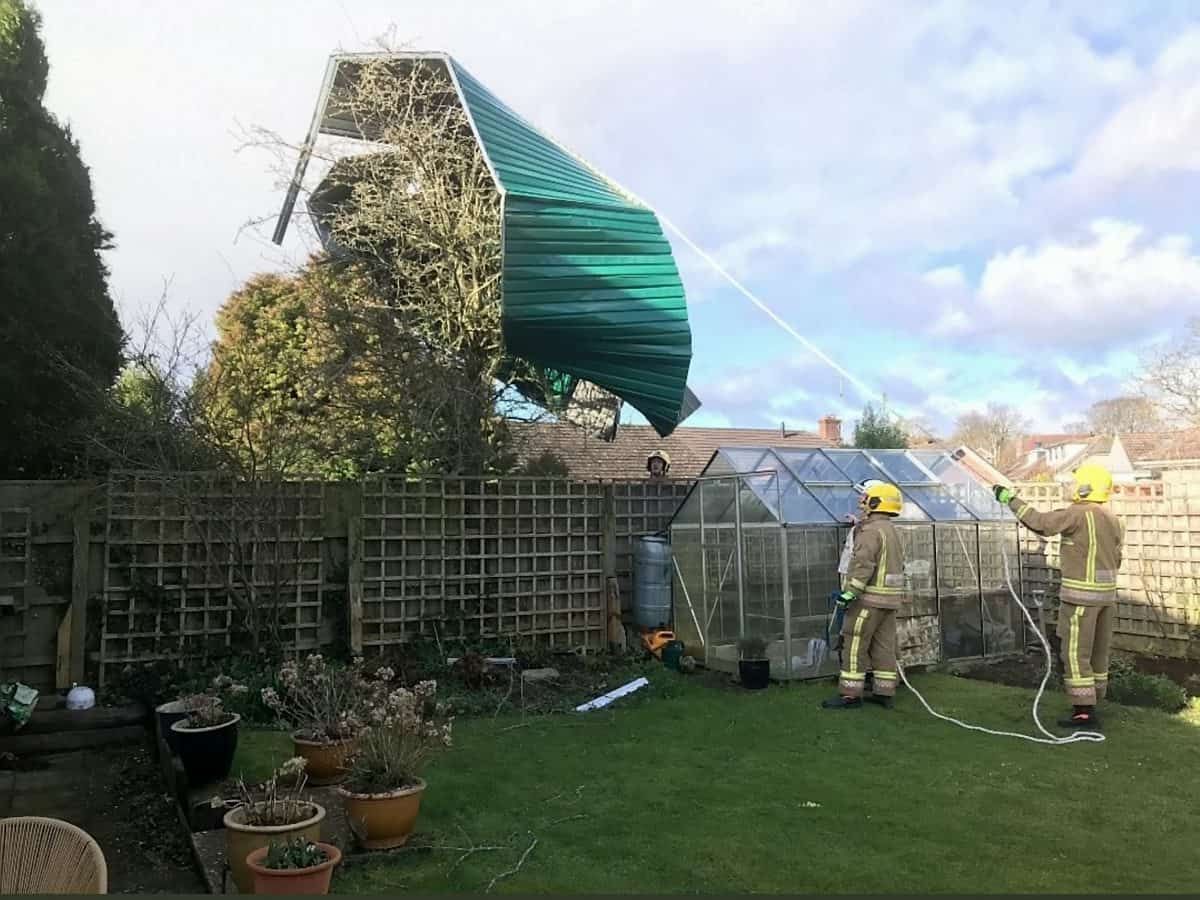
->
[821, 696, 862, 710]
[1058, 706, 1102, 730]
[866, 694, 894, 709]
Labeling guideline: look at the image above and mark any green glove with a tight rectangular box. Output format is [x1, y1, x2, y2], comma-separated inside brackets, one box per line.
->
[837, 590, 856, 606]
[993, 485, 1015, 505]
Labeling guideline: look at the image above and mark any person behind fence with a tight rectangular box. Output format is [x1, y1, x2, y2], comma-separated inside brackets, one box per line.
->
[822, 480, 908, 711]
[646, 450, 671, 480]
[993, 463, 1123, 731]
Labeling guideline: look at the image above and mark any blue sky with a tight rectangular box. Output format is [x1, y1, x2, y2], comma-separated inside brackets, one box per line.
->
[35, 0, 1200, 435]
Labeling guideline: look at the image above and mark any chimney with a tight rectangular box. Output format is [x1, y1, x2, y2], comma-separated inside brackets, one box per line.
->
[818, 415, 843, 446]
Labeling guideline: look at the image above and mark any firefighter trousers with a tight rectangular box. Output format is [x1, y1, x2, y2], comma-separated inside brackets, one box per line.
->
[1057, 602, 1113, 705]
[838, 603, 898, 698]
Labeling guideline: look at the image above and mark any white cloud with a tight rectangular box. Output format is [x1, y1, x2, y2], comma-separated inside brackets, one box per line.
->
[976, 219, 1200, 341]
[1072, 27, 1200, 188]
[923, 266, 967, 290]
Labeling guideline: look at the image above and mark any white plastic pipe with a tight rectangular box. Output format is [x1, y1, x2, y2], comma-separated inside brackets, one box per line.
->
[574, 677, 650, 712]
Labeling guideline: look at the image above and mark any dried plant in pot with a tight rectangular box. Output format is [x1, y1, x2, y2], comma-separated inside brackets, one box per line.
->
[261, 655, 384, 786]
[169, 694, 241, 786]
[246, 836, 342, 896]
[224, 758, 327, 895]
[737, 636, 771, 690]
[338, 680, 453, 850]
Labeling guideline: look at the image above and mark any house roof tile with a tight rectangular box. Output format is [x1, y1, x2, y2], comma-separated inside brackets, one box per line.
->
[508, 422, 831, 480]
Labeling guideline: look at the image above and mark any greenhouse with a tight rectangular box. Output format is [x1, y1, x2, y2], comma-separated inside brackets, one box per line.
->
[668, 447, 1023, 681]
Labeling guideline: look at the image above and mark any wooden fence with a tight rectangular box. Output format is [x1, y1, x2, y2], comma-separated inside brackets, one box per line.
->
[0, 477, 691, 691]
[5, 474, 1200, 691]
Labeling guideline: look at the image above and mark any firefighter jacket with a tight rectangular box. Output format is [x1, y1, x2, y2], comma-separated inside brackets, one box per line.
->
[1008, 498, 1123, 606]
[843, 513, 908, 610]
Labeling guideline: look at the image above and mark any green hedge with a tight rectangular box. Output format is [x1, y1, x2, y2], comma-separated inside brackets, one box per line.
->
[1107, 657, 1188, 713]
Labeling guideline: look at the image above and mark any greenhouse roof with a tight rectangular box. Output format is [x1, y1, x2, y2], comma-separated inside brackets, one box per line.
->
[674, 446, 1014, 526]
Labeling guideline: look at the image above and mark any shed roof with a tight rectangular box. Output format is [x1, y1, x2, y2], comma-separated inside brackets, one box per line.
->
[273, 51, 696, 437]
[673, 446, 1013, 526]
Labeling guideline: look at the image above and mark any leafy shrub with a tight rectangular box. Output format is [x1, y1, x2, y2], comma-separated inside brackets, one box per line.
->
[178, 693, 236, 728]
[104, 656, 282, 725]
[737, 636, 768, 660]
[264, 837, 328, 871]
[1107, 657, 1188, 713]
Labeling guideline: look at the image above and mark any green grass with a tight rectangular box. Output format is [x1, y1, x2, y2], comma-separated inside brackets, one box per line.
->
[233, 673, 1200, 894]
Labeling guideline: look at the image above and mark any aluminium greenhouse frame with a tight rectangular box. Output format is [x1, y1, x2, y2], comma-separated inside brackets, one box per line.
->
[668, 447, 1024, 681]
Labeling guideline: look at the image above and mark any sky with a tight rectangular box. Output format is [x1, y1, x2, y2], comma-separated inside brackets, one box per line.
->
[33, 0, 1200, 437]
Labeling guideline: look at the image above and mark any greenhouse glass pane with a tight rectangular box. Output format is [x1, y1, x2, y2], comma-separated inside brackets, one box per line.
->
[734, 482, 772, 525]
[672, 489, 702, 526]
[910, 452, 1013, 521]
[824, 450, 888, 483]
[804, 485, 862, 522]
[776, 449, 850, 483]
[903, 486, 976, 521]
[936, 525, 984, 660]
[701, 478, 737, 524]
[720, 447, 774, 474]
[979, 524, 1023, 656]
[894, 498, 931, 521]
[704, 452, 736, 477]
[865, 450, 933, 484]
[779, 481, 839, 524]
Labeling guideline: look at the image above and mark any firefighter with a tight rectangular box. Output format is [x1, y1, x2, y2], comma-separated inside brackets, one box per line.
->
[822, 480, 907, 710]
[993, 463, 1122, 731]
[646, 450, 671, 480]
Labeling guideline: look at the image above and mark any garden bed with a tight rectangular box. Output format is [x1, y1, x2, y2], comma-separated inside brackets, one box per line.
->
[0, 738, 204, 894]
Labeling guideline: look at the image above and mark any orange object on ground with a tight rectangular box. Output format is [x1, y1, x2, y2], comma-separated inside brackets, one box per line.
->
[641, 629, 675, 659]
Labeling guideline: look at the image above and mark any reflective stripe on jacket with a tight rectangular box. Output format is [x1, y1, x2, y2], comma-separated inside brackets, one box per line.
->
[844, 513, 908, 610]
[1008, 498, 1123, 606]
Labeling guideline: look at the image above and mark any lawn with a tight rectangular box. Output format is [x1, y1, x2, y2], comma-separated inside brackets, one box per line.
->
[234, 672, 1200, 894]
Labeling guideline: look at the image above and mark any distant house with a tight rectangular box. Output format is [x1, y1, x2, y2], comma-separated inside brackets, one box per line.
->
[508, 417, 839, 481]
[1002, 429, 1200, 484]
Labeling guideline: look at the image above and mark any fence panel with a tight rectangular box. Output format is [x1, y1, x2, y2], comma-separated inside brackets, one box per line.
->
[100, 474, 325, 682]
[358, 477, 608, 651]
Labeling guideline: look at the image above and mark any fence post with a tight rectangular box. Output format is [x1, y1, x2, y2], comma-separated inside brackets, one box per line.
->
[347, 483, 364, 655]
[602, 484, 617, 583]
[68, 492, 91, 685]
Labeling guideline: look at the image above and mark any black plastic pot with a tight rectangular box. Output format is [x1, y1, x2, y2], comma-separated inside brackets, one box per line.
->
[170, 714, 240, 787]
[739, 659, 771, 690]
[156, 699, 193, 755]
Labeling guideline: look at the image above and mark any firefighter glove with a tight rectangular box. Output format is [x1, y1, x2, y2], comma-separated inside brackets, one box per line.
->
[992, 485, 1015, 505]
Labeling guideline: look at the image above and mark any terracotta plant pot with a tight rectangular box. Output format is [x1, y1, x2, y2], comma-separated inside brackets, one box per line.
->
[246, 841, 342, 895]
[224, 801, 327, 894]
[292, 734, 356, 786]
[339, 779, 426, 850]
[170, 713, 241, 787]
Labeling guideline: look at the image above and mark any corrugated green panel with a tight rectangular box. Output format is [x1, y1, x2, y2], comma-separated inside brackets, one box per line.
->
[451, 60, 693, 436]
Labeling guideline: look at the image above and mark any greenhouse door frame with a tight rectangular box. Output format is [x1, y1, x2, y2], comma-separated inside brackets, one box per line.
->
[932, 521, 1026, 663]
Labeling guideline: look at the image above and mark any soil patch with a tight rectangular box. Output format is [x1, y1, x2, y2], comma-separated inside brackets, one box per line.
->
[0, 737, 204, 894]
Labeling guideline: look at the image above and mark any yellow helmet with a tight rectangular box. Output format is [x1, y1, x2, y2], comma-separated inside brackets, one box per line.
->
[859, 480, 903, 516]
[1072, 463, 1113, 503]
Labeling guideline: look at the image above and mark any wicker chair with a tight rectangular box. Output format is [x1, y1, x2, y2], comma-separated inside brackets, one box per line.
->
[0, 816, 108, 894]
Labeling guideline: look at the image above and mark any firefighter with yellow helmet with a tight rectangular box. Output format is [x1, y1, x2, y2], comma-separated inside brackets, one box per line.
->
[822, 479, 908, 710]
[993, 463, 1123, 731]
